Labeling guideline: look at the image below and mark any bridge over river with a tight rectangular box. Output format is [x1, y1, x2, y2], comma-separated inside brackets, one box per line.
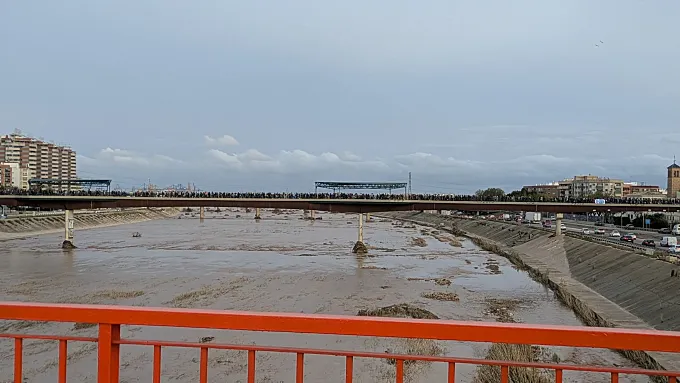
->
[1, 195, 678, 213]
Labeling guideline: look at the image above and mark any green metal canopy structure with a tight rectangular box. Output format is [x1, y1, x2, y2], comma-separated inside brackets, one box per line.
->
[314, 181, 407, 194]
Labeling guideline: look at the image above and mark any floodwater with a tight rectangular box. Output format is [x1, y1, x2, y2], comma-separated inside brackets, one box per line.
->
[0, 210, 645, 383]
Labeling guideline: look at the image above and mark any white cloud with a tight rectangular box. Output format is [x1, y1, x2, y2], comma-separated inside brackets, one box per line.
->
[339, 151, 362, 161]
[208, 149, 241, 167]
[239, 149, 272, 162]
[83, 147, 184, 169]
[101, 147, 133, 156]
[154, 154, 182, 163]
[79, 142, 675, 193]
[394, 152, 482, 171]
[204, 135, 239, 146]
[207, 148, 388, 174]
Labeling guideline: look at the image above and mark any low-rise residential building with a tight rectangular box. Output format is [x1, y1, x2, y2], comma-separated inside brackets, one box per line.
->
[624, 192, 667, 200]
[623, 182, 661, 196]
[521, 183, 559, 198]
[569, 175, 624, 198]
[557, 179, 573, 199]
[524, 175, 624, 199]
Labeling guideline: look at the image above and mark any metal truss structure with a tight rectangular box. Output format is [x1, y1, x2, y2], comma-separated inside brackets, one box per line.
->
[314, 181, 407, 194]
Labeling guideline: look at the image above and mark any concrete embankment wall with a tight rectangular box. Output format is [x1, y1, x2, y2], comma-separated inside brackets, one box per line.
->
[382, 211, 680, 374]
[0, 208, 179, 239]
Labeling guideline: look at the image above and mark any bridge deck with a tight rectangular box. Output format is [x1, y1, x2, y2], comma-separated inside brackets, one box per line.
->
[1, 195, 678, 213]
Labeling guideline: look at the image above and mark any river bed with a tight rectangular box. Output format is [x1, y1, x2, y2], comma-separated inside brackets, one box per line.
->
[0, 209, 644, 382]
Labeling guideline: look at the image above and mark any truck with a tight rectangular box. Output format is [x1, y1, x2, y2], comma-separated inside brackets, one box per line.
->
[525, 212, 542, 223]
[661, 236, 678, 247]
[672, 224, 680, 235]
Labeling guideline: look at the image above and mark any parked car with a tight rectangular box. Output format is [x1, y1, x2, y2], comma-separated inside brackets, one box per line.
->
[594, 222, 605, 226]
[610, 230, 621, 237]
[658, 228, 672, 234]
[594, 228, 605, 235]
[581, 228, 592, 235]
[667, 245, 680, 254]
[625, 233, 637, 241]
[641, 239, 656, 247]
[620, 234, 635, 242]
[560, 223, 566, 230]
[625, 224, 635, 229]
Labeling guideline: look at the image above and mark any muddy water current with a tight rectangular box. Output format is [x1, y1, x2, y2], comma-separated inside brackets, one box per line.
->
[0, 210, 645, 382]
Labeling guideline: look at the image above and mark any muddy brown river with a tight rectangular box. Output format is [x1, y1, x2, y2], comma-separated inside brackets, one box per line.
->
[0, 210, 645, 382]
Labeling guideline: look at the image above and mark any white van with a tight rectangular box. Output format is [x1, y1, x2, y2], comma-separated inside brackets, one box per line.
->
[672, 224, 680, 235]
[661, 236, 678, 247]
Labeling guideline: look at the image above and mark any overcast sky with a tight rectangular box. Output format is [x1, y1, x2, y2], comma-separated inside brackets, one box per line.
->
[1, 1, 678, 193]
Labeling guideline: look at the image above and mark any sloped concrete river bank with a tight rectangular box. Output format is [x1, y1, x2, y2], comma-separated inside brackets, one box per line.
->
[0, 210, 647, 382]
[382, 211, 680, 380]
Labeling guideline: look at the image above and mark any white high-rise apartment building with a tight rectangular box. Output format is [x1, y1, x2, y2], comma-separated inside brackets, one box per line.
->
[0, 130, 76, 189]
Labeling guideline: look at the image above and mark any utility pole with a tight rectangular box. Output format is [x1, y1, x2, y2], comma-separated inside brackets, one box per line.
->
[408, 172, 412, 198]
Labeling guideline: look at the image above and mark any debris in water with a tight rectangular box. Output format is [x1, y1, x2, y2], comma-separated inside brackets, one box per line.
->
[448, 238, 462, 247]
[352, 241, 368, 254]
[406, 277, 452, 286]
[358, 303, 439, 320]
[483, 298, 521, 323]
[199, 336, 215, 343]
[411, 237, 427, 247]
[360, 265, 387, 270]
[474, 343, 552, 383]
[132, 232, 142, 238]
[484, 259, 502, 274]
[72, 322, 96, 330]
[421, 292, 459, 301]
[358, 304, 444, 368]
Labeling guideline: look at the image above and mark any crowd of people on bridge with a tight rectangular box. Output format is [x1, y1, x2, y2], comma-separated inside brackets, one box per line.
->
[2, 185, 679, 205]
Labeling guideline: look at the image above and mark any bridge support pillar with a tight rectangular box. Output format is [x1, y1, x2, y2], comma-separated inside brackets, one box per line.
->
[352, 213, 367, 254]
[199, 206, 205, 221]
[255, 208, 261, 220]
[366, 213, 371, 221]
[555, 213, 563, 236]
[310, 210, 315, 220]
[62, 210, 76, 249]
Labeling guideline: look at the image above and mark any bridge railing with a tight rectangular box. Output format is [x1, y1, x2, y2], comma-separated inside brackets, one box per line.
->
[1, 302, 680, 383]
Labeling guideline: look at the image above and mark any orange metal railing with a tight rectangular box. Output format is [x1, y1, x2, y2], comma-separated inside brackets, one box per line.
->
[1, 301, 680, 383]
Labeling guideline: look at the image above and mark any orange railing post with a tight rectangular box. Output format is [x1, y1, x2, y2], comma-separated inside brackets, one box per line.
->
[13, 338, 22, 383]
[98, 323, 121, 383]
